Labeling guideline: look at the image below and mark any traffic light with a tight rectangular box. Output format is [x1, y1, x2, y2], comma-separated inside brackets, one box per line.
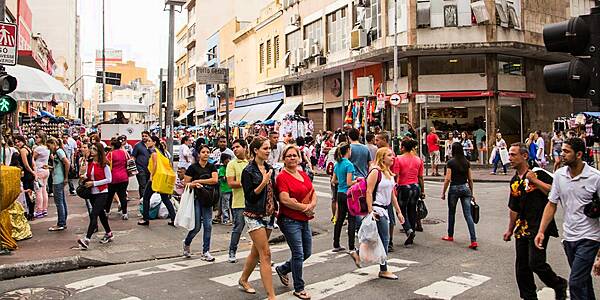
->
[0, 69, 17, 117]
[543, 7, 600, 104]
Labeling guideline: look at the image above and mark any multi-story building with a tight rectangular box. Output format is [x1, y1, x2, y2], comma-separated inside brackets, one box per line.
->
[28, 0, 82, 118]
[175, 26, 191, 125]
[255, 0, 575, 146]
[183, 0, 272, 124]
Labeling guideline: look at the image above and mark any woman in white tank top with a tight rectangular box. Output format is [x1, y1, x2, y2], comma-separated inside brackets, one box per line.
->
[364, 147, 405, 280]
[32, 132, 50, 218]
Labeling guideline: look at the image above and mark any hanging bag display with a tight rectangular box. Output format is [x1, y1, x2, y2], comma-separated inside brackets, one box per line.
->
[150, 151, 176, 195]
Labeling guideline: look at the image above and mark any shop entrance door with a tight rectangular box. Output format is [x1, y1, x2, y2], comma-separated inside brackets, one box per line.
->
[499, 105, 522, 146]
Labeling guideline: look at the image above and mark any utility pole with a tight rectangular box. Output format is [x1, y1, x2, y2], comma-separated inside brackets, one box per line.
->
[392, 0, 398, 137]
[158, 69, 164, 138]
[102, 0, 107, 121]
[165, 1, 184, 162]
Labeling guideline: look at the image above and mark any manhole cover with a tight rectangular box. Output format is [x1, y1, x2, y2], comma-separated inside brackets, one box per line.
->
[421, 218, 444, 225]
[0, 287, 72, 299]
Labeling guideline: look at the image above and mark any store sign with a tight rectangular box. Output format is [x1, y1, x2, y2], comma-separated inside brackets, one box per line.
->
[196, 67, 229, 84]
[416, 94, 441, 104]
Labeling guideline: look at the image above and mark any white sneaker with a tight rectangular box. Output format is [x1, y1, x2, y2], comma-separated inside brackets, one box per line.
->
[122, 213, 129, 220]
[228, 253, 237, 263]
[201, 252, 215, 262]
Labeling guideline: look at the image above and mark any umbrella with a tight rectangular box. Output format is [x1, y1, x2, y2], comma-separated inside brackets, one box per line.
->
[40, 110, 55, 118]
[5, 65, 74, 102]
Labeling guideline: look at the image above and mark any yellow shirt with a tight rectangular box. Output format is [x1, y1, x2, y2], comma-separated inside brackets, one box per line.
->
[226, 158, 249, 209]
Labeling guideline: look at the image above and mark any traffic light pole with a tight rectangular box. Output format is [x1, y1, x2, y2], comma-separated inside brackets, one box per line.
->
[166, 3, 175, 162]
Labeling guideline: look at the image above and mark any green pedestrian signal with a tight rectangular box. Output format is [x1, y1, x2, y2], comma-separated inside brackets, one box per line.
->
[0, 95, 16, 116]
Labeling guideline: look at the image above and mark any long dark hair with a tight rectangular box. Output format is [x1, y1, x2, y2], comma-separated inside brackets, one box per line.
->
[451, 142, 469, 173]
[249, 136, 268, 159]
[150, 136, 165, 154]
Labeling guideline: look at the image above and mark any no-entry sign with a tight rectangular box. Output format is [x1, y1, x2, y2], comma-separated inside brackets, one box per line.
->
[0, 22, 17, 66]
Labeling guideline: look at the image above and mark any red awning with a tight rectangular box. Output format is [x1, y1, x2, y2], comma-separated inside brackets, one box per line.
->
[413, 91, 494, 98]
[499, 91, 536, 99]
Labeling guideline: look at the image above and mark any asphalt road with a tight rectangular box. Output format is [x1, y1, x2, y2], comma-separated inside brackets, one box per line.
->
[0, 176, 596, 300]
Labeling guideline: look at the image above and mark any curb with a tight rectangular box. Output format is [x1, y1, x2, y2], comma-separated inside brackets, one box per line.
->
[0, 256, 107, 281]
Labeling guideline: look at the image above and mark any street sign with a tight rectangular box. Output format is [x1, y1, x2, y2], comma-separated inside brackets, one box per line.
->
[96, 71, 122, 85]
[0, 22, 17, 66]
[0, 95, 17, 117]
[196, 67, 229, 84]
[416, 94, 427, 104]
[389, 93, 401, 106]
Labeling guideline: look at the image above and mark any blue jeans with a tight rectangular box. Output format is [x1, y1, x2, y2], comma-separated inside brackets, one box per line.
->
[562, 239, 600, 300]
[228, 208, 246, 255]
[277, 216, 313, 292]
[492, 152, 507, 173]
[53, 182, 67, 227]
[220, 192, 232, 223]
[447, 184, 477, 242]
[184, 198, 213, 253]
[376, 215, 390, 272]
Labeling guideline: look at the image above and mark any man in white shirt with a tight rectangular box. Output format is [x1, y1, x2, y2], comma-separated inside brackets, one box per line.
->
[210, 136, 235, 166]
[536, 137, 600, 300]
[178, 136, 194, 170]
[268, 131, 284, 166]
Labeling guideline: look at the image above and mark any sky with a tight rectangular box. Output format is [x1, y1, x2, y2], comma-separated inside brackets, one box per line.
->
[79, 0, 186, 99]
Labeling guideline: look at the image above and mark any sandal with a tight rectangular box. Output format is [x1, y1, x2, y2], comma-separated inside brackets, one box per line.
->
[137, 220, 149, 226]
[378, 272, 398, 280]
[238, 280, 256, 294]
[293, 290, 311, 300]
[275, 266, 290, 287]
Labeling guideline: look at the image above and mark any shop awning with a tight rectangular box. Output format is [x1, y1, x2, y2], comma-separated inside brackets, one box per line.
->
[241, 101, 282, 123]
[228, 106, 252, 123]
[176, 109, 195, 122]
[413, 91, 494, 98]
[269, 102, 301, 121]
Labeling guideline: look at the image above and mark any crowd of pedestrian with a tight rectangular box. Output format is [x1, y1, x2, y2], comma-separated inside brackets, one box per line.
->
[3, 122, 600, 300]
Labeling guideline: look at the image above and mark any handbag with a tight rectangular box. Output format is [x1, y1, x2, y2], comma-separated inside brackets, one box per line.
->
[76, 180, 92, 200]
[416, 199, 428, 220]
[151, 151, 176, 195]
[471, 200, 480, 224]
[174, 186, 196, 230]
[126, 151, 138, 177]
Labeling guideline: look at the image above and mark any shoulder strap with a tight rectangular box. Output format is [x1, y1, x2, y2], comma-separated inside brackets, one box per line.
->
[371, 168, 382, 204]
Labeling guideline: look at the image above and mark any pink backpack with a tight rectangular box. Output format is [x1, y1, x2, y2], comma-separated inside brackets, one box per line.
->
[346, 169, 381, 216]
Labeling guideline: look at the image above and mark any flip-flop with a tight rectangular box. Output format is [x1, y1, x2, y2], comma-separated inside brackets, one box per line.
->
[293, 291, 311, 300]
[275, 266, 290, 287]
[378, 273, 398, 280]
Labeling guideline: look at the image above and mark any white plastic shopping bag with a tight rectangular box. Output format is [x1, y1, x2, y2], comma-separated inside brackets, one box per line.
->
[358, 213, 387, 265]
[499, 148, 509, 165]
[174, 187, 195, 230]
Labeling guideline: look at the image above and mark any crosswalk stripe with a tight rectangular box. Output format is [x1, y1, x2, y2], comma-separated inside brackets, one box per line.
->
[65, 246, 287, 293]
[413, 272, 491, 300]
[210, 249, 348, 287]
[272, 263, 407, 300]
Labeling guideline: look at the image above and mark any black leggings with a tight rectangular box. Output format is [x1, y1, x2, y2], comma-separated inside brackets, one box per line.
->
[333, 192, 356, 250]
[397, 184, 420, 234]
[87, 193, 111, 239]
[105, 182, 129, 214]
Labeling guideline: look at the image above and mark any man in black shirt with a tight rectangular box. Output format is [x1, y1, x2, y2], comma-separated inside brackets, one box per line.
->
[504, 143, 567, 300]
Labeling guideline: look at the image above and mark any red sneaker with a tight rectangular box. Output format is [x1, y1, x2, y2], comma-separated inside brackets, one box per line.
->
[468, 242, 479, 250]
[441, 236, 454, 242]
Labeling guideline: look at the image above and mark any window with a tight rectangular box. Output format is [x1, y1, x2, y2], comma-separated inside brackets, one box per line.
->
[259, 43, 264, 73]
[385, 59, 409, 80]
[266, 39, 272, 65]
[355, 0, 382, 40]
[274, 36, 280, 68]
[444, 5, 458, 27]
[387, 0, 408, 35]
[418, 55, 486, 75]
[416, 0, 430, 27]
[327, 7, 348, 53]
[187, 5, 195, 21]
[285, 83, 302, 97]
[498, 55, 524, 76]
[286, 30, 302, 66]
[304, 20, 322, 46]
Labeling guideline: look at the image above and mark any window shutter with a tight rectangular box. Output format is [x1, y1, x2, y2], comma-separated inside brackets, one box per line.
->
[457, 0, 472, 27]
[495, 0, 509, 28]
[417, 0, 431, 27]
[471, 1, 490, 24]
[430, 0, 444, 28]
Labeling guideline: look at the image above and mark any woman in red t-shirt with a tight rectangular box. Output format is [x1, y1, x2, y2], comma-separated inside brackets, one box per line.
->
[274, 145, 316, 300]
[105, 137, 130, 219]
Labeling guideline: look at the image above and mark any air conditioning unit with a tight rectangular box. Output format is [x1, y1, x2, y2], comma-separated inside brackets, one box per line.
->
[355, 0, 369, 7]
[350, 29, 367, 49]
[314, 55, 326, 66]
[290, 14, 300, 26]
[310, 43, 321, 57]
[294, 48, 304, 66]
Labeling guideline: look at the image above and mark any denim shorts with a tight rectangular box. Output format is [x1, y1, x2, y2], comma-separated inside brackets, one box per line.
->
[245, 215, 275, 233]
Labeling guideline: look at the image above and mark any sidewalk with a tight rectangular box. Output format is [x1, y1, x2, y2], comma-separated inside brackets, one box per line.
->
[0, 193, 256, 280]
